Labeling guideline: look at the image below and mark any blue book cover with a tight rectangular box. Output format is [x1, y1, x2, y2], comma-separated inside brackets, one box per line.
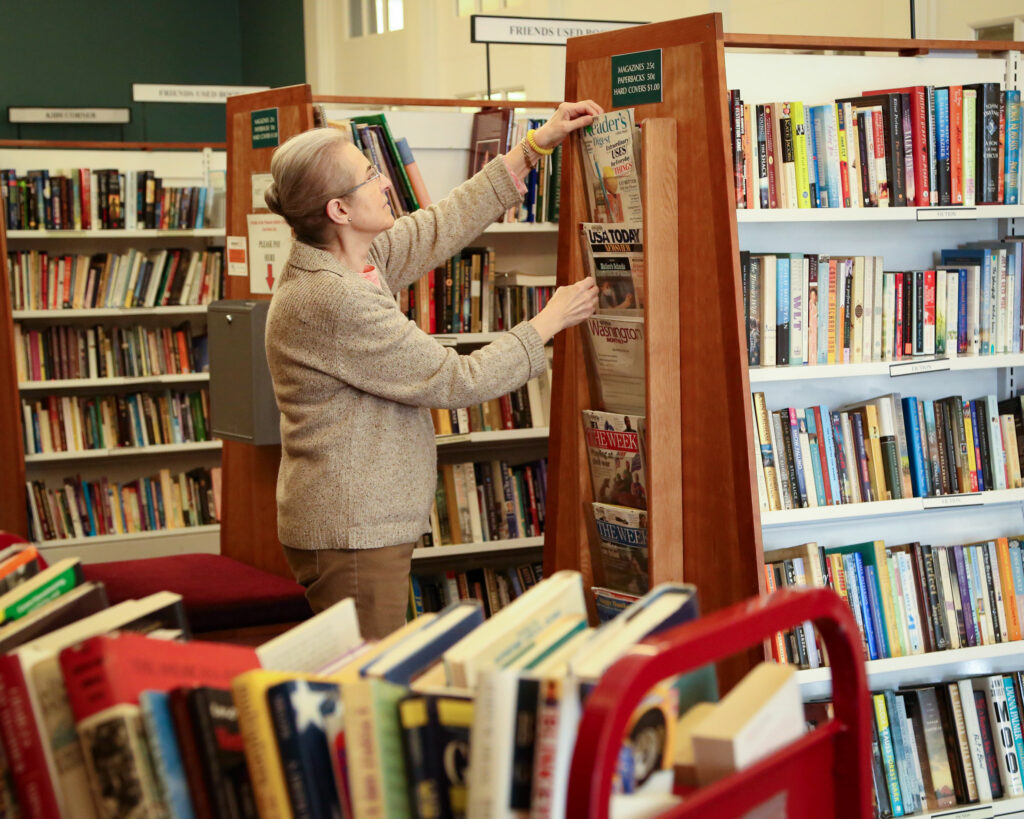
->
[267, 679, 344, 819]
[957, 267, 968, 354]
[864, 564, 890, 659]
[362, 600, 484, 685]
[900, 397, 928, 497]
[1010, 541, 1024, 607]
[934, 88, 950, 203]
[890, 692, 923, 813]
[874, 703, 906, 816]
[1007, 242, 1022, 352]
[819, 407, 842, 505]
[409, 574, 424, 616]
[787, 409, 807, 507]
[805, 106, 820, 207]
[842, 552, 875, 660]
[880, 691, 911, 815]
[195, 186, 208, 229]
[776, 256, 791, 366]
[803, 410, 827, 506]
[139, 690, 196, 819]
[1005, 676, 1024, 776]
[1007, 91, 1021, 205]
[810, 106, 830, 207]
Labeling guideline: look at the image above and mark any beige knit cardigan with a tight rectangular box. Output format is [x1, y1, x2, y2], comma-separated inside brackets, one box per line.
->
[265, 157, 547, 550]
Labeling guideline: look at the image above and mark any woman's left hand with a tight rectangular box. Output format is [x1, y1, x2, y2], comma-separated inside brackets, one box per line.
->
[532, 100, 605, 151]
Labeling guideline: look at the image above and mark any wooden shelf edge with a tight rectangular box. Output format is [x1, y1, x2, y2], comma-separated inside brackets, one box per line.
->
[723, 32, 1024, 55]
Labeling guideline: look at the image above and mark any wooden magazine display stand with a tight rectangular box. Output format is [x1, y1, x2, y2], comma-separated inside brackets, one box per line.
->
[545, 14, 765, 684]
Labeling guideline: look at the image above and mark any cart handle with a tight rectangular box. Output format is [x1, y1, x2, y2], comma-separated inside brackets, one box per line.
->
[567, 587, 872, 818]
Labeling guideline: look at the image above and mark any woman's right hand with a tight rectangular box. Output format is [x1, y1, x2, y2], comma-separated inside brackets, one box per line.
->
[529, 277, 599, 343]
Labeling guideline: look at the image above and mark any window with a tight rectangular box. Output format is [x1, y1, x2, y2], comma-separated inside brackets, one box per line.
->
[349, 0, 403, 36]
[456, 0, 520, 16]
[972, 18, 1023, 41]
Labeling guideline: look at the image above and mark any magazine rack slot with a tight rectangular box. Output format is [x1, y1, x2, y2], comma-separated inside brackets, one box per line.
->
[641, 118, 683, 584]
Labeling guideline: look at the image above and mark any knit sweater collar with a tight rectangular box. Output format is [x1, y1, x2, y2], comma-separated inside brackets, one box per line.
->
[286, 239, 386, 292]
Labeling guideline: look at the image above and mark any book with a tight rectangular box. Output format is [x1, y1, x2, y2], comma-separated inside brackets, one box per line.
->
[267, 678, 344, 819]
[255, 596, 362, 673]
[466, 109, 513, 180]
[689, 662, 805, 785]
[442, 570, 586, 688]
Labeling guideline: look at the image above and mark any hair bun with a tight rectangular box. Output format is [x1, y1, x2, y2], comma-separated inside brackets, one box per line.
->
[264, 182, 282, 214]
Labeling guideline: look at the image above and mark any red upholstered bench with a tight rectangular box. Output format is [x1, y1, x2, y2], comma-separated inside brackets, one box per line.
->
[81, 553, 312, 637]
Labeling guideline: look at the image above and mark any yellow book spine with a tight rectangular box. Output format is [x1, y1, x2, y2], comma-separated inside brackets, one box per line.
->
[231, 669, 299, 819]
[872, 540, 901, 657]
[862, 405, 889, 500]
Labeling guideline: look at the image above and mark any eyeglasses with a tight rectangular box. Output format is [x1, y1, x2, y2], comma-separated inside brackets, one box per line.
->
[335, 167, 383, 199]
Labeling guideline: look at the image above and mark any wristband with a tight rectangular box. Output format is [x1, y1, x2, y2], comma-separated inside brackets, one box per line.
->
[526, 129, 555, 156]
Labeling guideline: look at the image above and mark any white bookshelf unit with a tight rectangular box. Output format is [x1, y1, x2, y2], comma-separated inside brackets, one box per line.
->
[0, 144, 227, 562]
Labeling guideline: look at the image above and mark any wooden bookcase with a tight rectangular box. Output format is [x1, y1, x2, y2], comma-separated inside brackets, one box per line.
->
[545, 14, 765, 685]
[222, 86, 563, 579]
[0, 141, 226, 562]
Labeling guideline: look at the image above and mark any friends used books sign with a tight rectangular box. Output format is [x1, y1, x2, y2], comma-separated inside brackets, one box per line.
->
[470, 14, 642, 46]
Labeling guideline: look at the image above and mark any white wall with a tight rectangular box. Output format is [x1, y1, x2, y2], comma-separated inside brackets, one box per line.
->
[303, 0, 1024, 101]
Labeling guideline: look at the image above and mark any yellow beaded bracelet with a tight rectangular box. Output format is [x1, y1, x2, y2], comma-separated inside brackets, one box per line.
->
[526, 129, 554, 156]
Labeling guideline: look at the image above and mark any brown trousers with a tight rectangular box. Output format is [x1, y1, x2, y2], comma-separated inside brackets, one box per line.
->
[283, 542, 415, 640]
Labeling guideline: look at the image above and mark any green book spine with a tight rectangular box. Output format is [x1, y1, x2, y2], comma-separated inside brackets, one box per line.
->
[351, 114, 420, 211]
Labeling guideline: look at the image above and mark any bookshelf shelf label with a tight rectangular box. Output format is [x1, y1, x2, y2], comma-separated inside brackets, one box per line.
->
[888, 357, 951, 377]
[916, 207, 979, 221]
[921, 493, 984, 509]
[931, 806, 993, 819]
[611, 49, 663, 107]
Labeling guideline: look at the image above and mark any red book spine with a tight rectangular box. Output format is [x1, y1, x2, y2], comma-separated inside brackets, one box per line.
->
[764, 103, 778, 209]
[498, 394, 514, 430]
[0, 655, 61, 818]
[79, 169, 91, 230]
[894, 272, 904, 360]
[924, 270, 936, 353]
[871, 111, 889, 205]
[950, 87, 963, 205]
[910, 88, 931, 206]
[58, 632, 258, 724]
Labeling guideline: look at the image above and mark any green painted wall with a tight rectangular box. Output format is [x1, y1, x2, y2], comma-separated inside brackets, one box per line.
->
[0, 0, 305, 143]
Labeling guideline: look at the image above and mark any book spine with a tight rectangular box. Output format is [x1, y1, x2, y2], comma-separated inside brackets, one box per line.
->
[873, 694, 906, 815]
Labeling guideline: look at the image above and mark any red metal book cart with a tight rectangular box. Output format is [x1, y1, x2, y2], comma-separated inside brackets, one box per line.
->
[568, 587, 873, 818]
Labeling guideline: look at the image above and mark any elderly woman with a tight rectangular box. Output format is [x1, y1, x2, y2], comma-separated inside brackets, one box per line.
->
[263, 101, 602, 638]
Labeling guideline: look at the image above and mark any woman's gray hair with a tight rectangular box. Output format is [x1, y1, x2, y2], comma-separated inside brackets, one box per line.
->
[264, 127, 357, 247]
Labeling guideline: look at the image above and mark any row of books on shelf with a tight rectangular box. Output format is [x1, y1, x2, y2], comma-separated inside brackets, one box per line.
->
[729, 83, 1022, 209]
[25, 466, 221, 542]
[431, 365, 551, 436]
[0, 554, 717, 819]
[466, 108, 563, 223]
[6, 248, 225, 312]
[13, 323, 208, 383]
[426, 458, 547, 547]
[769, 535, 1024, 669]
[20, 388, 211, 456]
[398, 248, 555, 334]
[0, 167, 222, 230]
[867, 675, 1024, 817]
[409, 561, 544, 620]
[752, 391, 1024, 512]
[741, 241, 1024, 370]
